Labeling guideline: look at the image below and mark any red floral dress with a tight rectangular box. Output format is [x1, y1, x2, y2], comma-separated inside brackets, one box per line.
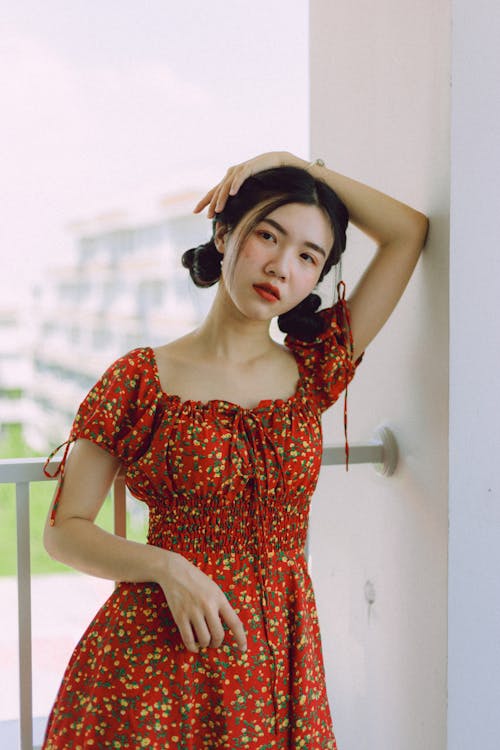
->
[42, 285, 364, 750]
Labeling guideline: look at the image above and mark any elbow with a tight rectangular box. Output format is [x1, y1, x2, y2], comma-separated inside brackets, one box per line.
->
[397, 210, 429, 254]
[43, 520, 68, 563]
[392, 209, 429, 251]
[413, 210, 430, 248]
[43, 522, 60, 561]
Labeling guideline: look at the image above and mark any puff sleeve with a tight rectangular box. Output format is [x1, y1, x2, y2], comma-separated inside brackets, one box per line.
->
[43, 348, 162, 524]
[284, 281, 364, 469]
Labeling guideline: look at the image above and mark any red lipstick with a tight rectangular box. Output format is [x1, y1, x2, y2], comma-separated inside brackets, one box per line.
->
[253, 283, 281, 301]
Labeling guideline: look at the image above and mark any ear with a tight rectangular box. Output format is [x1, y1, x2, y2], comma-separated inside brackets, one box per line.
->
[214, 222, 229, 254]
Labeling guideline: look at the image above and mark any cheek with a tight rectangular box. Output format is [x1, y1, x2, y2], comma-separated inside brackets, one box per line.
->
[222, 244, 258, 288]
[235, 240, 263, 268]
[300, 265, 321, 287]
[240, 237, 261, 258]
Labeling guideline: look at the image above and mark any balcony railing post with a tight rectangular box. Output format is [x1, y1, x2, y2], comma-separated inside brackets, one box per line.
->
[16, 481, 33, 750]
[113, 475, 127, 539]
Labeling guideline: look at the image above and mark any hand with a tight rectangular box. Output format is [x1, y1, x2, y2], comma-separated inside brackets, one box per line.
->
[193, 150, 308, 218]
[158, 551, 247, 654]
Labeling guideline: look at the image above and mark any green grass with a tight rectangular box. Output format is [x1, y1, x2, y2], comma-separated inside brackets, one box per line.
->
[0, 423, 35, 459]
[0, 387, 23, 399]
[0, 425, 148, 577]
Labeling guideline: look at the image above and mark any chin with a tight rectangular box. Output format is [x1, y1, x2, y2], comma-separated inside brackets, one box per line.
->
[237, 304, 276, 322]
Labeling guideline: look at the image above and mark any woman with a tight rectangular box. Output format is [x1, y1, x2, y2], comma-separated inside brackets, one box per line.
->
[42, 151, 428, 749]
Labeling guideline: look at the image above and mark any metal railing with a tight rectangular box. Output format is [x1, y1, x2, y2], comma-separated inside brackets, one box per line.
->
[0, 425, 397, 750]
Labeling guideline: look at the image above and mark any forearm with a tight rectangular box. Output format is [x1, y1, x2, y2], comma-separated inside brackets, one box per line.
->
[288, 153, 428, 246]
[44, 517, 178, 584]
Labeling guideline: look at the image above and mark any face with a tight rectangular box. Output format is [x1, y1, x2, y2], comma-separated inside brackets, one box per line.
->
[215, 202, 334, 321]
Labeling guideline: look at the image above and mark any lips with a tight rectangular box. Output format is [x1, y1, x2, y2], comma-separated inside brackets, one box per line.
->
[253, 283, 281, 300]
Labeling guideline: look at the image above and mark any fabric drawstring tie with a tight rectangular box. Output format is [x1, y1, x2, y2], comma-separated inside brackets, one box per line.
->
[43, 438, 74, 525]
[235, 414, 283, 737]
[336, 280, 353, 472]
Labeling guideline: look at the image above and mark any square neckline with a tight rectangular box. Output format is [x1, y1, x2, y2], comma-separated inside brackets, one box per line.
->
[145, 345, 307, 413]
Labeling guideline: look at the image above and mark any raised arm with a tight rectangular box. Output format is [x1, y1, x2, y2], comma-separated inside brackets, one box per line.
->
[305, 159, 429, 362]
[194, 150, 429, 361]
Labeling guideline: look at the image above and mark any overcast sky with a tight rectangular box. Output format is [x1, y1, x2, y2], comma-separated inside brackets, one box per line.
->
[1, 0, 308, 299]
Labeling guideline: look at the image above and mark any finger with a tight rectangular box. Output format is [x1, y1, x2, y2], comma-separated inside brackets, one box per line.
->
[177, 617, 199, 653]
[194, 166, 236, 214]
[228, 177, 240, 196]
[193, 196, 210, 214]
[191, 614, 212, 649]
[207, 167, 240, 216]
[193, 186, 218, 214]
[220, 602, 247, 652]
[207, 187, 225, 219]
[228, 167, 250, 197]
[213, 180, 234, 216]
[204, 610, 226, 648]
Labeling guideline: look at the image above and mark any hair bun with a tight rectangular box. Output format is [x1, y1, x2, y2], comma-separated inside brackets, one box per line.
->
[277, 293, 327, 342]
[181, 246, 195, 269]
[181, 240, 222, 288]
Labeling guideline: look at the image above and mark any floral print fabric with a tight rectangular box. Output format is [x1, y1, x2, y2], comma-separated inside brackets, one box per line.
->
[43, 294, 363, 750]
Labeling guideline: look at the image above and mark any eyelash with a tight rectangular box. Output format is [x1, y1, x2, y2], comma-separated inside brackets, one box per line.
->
[257, 231, 317, 264]
[301, 252, 316, 265]
[258, 230, 275, 242]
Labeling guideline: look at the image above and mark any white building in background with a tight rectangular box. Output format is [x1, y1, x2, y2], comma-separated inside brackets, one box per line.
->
[26, 189, 217, 452]
[0, 293, 34, 434]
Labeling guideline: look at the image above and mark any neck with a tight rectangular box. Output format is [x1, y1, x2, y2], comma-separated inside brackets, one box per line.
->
[192, 282, 276, 365]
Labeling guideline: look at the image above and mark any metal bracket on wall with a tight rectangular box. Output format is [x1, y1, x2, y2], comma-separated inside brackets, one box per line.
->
[321, 424, 399, 476]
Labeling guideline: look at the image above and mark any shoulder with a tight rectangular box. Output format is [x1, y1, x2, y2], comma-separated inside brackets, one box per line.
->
[282, 300, 364, 412]
[101, 347, 156, 383]
[275, 342, 302, 370]
[109, 347, 154, 372]
[70, 346, 164, 464]
[153, 333, 198, 364]
[81, 347, 161, 412]
[151, 335, 199, 393]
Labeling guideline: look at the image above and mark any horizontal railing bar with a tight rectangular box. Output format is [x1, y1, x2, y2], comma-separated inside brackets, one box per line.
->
[0, 458, 61, 483]
[0, 441, 387, 484]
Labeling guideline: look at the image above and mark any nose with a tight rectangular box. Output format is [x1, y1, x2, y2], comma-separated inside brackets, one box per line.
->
[265, 253, 288, 280]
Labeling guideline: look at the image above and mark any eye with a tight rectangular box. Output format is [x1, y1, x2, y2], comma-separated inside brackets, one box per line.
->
[257, 229, 276, 242]
[301, 252, 316, 264]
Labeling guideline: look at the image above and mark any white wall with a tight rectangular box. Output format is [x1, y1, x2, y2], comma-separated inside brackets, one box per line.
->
[448, 1, 500, 748]
[309, 2, 450, 749]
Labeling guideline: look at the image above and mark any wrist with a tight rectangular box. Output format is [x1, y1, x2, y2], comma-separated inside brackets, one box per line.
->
[307, 158, 329, 181]
[307, 157, 326, 170]
[279, 151, 309, 170]
[148, 545, 181, 583]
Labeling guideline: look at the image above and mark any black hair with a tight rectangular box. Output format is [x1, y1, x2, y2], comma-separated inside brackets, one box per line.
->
[182, 166, 349, 341]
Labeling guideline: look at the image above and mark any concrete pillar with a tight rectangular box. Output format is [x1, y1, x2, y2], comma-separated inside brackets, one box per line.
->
[310, 2, 450, 748]
[448, 1, 500, 748]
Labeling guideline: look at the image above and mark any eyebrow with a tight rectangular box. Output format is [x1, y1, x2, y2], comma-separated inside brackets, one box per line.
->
[260, 218, 328, 258]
